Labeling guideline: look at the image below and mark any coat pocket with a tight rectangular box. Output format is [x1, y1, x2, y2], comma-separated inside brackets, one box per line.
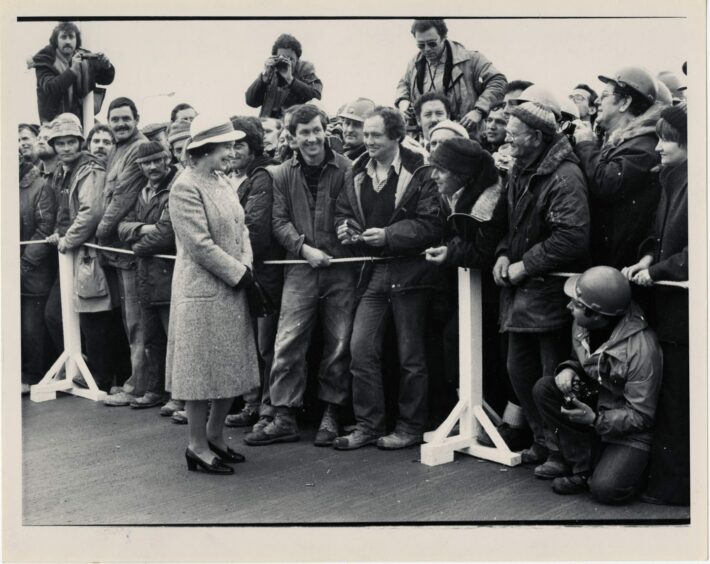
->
[183, 264, 218, 299]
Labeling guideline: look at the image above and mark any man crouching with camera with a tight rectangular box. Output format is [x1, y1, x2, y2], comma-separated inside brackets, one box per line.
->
[531, 266, 663, 504]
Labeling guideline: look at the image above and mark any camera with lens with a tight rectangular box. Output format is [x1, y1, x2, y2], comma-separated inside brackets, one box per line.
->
[79, 52, 100, 60]
[275, 55, 291, 70]
[560, 121, 577, 146]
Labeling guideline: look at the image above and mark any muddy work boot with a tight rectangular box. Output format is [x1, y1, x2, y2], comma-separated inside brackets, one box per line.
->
[225, 406, 260, 428]
[244, 410, 299, 445]
[313, 403, 340, 447]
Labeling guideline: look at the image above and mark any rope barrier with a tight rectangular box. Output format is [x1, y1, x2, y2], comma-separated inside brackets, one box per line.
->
[19, 239, 689, 289]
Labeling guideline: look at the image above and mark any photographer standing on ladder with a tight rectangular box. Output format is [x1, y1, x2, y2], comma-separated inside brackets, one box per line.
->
[29, 21, 115, 125]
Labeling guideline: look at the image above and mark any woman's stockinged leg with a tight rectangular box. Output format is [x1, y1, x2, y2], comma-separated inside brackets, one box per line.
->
[206, 397, 235, 449]
[186, 400, 213, 460]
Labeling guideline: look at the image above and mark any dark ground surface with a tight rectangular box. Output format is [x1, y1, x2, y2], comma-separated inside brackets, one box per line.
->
[22, 394, 690, 526]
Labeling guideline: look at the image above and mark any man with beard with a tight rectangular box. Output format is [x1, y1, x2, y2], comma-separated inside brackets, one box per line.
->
[223, 117, 283, 429]
[30, 21, 115, 125]
[260, 117, 283, 159]
[395, 19, 506, 133]
[96, 97, 150, 406]
[338, 98, 376, 160]
[245, 104, 356, 447]
[333, 107, 444, 450]
[35, 123, 59, 180]
[86, 124, 116, 164]
[117, 141, 179, 409]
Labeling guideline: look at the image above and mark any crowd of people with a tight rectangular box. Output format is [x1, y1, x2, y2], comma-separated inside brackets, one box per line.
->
[19, 20, 689, 504]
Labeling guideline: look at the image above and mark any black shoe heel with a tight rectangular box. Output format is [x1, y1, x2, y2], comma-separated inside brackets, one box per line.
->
[208, 441, 246, 464]
[185, 448, 234, 474]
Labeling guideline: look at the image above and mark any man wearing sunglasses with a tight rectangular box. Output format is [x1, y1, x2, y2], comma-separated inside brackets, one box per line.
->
[395, 19, 507, 135]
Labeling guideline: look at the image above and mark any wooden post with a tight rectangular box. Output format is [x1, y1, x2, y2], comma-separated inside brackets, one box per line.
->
[421, 268, 521, 467]
[82, 91, 94, 135]
[30, 250, 106, 403]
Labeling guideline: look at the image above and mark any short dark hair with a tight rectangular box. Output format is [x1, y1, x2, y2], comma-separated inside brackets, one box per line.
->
[574, 84, 598, 105]
[18, 123, 40, 137]
[410, 19, 448, 39]
[84, 124, 115, 150]
[230, 116, 264, 157]
[505, 80, 533, 94]
[611, 84, 653, 118]
[288, 104, 328, 135]
[170, 103, 195, 123]
[272, 33, 302, 59]
[656, 117, 686, 147]
[367, 106, 406, 142]
[488, 101, 506, 113]
[413, 92, 452, 119]
[107, 97, 140, 121]
[49, 21, 82, 50]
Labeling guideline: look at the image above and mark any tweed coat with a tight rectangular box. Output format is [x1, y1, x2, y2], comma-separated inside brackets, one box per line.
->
[165, 168, 260, 400]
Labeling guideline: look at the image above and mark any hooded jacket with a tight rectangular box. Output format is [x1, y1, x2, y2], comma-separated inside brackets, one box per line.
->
[639, 161, 688, 344]
[335, 144, 444, 293]
[498, 134, 590, 332]
[20, 165, 56, 296]
[395, 40, 507, 120]
[31, 45, 115, 124]
[236, 154, 284, 303]
[575, 103, 663, 269]
[117, 166, 179, 307]
[556, 302, 663, 451]
[245, 59, 323, 119]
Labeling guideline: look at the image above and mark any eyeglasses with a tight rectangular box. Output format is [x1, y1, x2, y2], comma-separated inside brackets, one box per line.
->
[504, 129, 531, 142]
[416, 40, 440, 50]
[569, 94, 587, 103]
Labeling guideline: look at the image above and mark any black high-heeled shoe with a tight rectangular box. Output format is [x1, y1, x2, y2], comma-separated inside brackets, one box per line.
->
[185, 448, 234, 474]
[208, 440, 246, 464]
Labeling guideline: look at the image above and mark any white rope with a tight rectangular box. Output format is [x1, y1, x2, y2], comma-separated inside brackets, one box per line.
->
[19, 239, 689, 289]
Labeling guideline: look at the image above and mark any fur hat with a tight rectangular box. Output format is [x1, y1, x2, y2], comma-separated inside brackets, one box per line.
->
[509, 102, 557, 137]
[429, 137, 497, 182]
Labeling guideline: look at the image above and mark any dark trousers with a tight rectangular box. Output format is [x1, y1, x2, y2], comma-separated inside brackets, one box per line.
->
[645, 341, 690, 505]
[140, 304, 170, 396]
[21, 294, 49, 384]
[533, 376, 649, 504]
[243, 311, 279, 417]
[79, 308, 131, 392]
[350, 264, 431, 435]
[269, 266, 356, 409]
[507, 328, 570, 447]
[44, 278, 63, 353]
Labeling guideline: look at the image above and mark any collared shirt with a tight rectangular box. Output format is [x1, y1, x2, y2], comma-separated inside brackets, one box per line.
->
[445, 186, 465, 214]
[365, 146, 402, 193]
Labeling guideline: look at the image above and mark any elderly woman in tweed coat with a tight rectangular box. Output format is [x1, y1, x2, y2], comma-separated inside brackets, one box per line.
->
[166, 115, 260, 475]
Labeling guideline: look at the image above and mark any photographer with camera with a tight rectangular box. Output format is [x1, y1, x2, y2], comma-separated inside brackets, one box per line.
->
[245, 34, 323, 120]
[30, 21, 115, 125]
[532, 266, 662, 503]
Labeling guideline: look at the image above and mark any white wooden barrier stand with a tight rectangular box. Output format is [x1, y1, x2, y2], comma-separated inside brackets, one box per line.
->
[30, 249, 106, 403]
[421, 268, 521, 467]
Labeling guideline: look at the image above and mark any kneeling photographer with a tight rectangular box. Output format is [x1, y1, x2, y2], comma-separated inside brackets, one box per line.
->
[245, 33, 323, 119]
[531, 266, 663, 504]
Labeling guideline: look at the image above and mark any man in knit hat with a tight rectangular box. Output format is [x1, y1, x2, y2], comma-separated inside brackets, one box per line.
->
[338, 98, 376, 161]
[97, 97, 150, 406]
[117, 141, 179, 409]
[167, 120, 190, 168]
[493, 101, 590, 466]
[428, 119, 469, 153]
[332, 106, 444, 451]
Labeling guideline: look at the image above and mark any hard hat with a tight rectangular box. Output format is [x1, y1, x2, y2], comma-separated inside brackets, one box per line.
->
[564, 266, 631, 316]
[598, 66, 657, 104]
[510, 85, 562, 120]
[338, 98, 376, 123]
[654, 80, 673, 105]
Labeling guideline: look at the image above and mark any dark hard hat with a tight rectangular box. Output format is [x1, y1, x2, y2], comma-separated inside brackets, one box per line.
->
[598, 66, 657, 104]
[564, 266, 631, 316]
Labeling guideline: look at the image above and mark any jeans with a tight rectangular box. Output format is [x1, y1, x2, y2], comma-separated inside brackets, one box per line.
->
[507, 328, 570, 447]
[116, 268, 147, 395]
[533, 376, 649, 504]
[139, 304, 170, 396]
[268, 265, 356, 409]
[21, 294, 49, 384]
[350, 263, 431, 436]
[243, 311, 279, 417]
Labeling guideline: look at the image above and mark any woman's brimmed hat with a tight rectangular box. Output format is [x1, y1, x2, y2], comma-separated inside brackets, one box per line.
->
[186, 114, 246, 151]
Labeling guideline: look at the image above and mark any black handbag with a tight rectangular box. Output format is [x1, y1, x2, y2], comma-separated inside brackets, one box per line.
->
[246, 279, 276, 318]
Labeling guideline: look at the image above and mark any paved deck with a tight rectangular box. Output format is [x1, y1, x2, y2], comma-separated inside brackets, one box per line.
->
[22, 394, 690, 526]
